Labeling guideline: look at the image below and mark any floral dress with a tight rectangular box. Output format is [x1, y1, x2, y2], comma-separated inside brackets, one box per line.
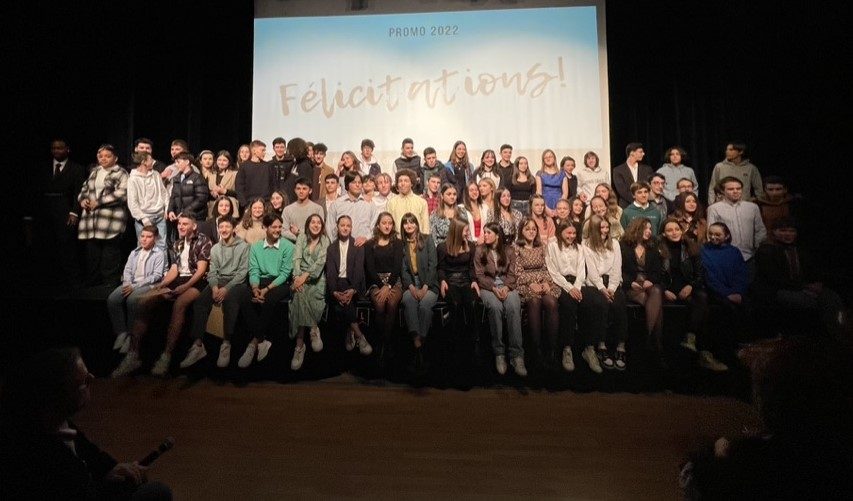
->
[514, 244, 561, 301]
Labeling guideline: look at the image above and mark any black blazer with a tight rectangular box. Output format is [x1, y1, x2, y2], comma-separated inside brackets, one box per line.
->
[612, 162, 654, 208]
[326, 237, 366, 295]
[620, 240, 663, 287]
[0, 421, 117, 500]
[35, 159, 86, 220]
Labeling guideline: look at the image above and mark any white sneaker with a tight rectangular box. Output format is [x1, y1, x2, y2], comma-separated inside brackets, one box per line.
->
[256, 340, 272, 362]
[150, 352, 171, 376]
[179, 342, 207, 368]
[680, 333, 698, 353]
[238, 344, 257, 368]
[111, 352, 141, 378]
[699, 351, 729, 372]
[113, 332, 128, 350]
[119, 335, 131, 354]
[582, 346, 603, 374]
[310, 326, 323, 352]
[510, 356, 528, 377]
[291, 344, 306, 370]
[216, 342, 231, 368]
[495, 355, 507, 375]
[562, 347, 575, 372]
[356, 335, 373, 356]
[345, 331, 356, 352]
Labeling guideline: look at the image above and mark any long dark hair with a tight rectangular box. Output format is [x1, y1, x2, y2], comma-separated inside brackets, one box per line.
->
[401, 212, 425, 251]
[371, 211, 398, 247]
[555, 222, 579, 250]
[515, 216, 542, 248]
[304, 213, 324, 242]
[673, 192, 706, 220]
[478, 221, 507, 268]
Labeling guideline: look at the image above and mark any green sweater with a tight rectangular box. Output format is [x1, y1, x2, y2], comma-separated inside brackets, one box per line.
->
[620, 203, 663, 234]
[208, 236, 250, 290]
[249, 238, 294, 287]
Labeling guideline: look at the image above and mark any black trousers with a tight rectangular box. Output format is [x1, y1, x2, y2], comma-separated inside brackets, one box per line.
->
[84, 237, 122, 288]
[236, 278, 290, 342]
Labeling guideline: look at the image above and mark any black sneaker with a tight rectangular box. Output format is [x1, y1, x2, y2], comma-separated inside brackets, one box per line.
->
[597, 347, 614, 370]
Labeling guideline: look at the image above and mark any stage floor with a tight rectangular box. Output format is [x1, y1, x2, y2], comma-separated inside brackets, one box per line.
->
[76, 375, 756, 500]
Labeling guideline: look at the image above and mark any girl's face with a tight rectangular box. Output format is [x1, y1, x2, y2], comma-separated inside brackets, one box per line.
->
[271, 192, 284, 209]
[664, 222, 683, 243]
[599, 220, 610, 239]
[467, 183, 480, 201]
[562, 159, 576, 174]
[378, 215, 394, 236]
[708, 226, 727, 245]
[531, 198, 545, 216]
[591, 199, 607, 217]
[403, 219, 417, 238]
[684, 195, 698, 214]
[483, 151, 495, 167]
[478, 181, 492, 199]
[483, 227, 497, 245]
[595, 185, 610, 200]
[200, 153, 214, 169]
[251, 201, 265, 219]
[555, 201, 570, 220]
[518, 158, 529, 173]
[308, 216, 323, 237]
[642, 223, 653, 242]
[238, 146, 251, 161]
[585, 155, 597, 168]
[216, 155, 230, 171]
[669, 149, 682, 165]
[217, 199, 231, 216]
[343, 154, 356, 168]
[455, 143, 466, 159]
[97, 149, 117, 168]
[561, 225, 577, 245]
[499, 189, 512, 207]
[442, 188, 457, 206]
[462, 225, 470, 240]
[543, 151, 556, 167]
[522, 221, 538, 242]
[572, 199, 585, 216]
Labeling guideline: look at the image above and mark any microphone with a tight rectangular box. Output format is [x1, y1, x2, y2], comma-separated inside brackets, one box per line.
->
[138, 437, 175, 467]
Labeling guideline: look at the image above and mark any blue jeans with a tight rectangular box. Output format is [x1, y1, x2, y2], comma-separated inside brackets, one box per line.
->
[402, 289, 438, 339]
[479, 289, 523, 358]
[135, 216, 167, 251]
[107, 284, 155, 335]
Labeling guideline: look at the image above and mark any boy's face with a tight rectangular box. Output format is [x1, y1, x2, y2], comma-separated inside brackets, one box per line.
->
[402, 143, 413, 157]
[500, 148, 512, 163]
[633, 187, 649, 204]
[723, 182, 743, 202]
[273, 142, 286, 157]
[765, 183, 787, 200]
[314, 150, 326, 165]
[650, 177, 665, 196]
[362, 145, 373, 158]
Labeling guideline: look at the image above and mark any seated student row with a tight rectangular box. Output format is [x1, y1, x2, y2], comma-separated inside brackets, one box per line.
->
[105, 168, 840, 372]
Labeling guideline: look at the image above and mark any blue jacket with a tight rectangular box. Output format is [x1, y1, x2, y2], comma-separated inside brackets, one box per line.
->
[701, 243, 748, 297]
[121, 246, 167, 286]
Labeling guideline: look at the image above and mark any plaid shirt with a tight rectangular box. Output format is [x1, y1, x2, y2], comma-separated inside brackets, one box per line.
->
[170, 231, 213, 278]
[77, 165, 129, 240]
[423, 192, 440, 216]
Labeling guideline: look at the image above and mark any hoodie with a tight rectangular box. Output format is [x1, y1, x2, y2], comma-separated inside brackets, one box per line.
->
[127, 168, 169, 224]
[208, 236, 250, 290]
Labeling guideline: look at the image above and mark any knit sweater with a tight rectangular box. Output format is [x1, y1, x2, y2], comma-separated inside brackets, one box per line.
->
[248, 238, 294, 288]
[701, 243, 748, 297]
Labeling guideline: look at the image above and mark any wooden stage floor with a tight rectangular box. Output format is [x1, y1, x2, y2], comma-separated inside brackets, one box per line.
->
[76, 375, 757, 500]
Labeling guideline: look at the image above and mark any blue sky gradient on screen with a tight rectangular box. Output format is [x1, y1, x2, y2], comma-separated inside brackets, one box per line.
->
[255, 7, 597, 58]
[252, 5, 607, 159]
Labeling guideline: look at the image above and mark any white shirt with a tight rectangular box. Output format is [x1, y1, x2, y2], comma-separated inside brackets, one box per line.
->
[54, 159, 67, 175]
[582, 240, 622, 292]
[627, 162, 639, 182]
[707, 199, 767, 261]
[178, 240, 191, 276]
[134, 248, 150, 284]
[546, 240, 586, 293]
[263, 239, 281, 250]
[338, 239, 349, 278]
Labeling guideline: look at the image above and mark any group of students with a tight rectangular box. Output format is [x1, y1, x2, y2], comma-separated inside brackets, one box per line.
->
[43, 134, 842, 379]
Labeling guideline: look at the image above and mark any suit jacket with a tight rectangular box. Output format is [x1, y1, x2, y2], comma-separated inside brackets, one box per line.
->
[326, 237, 366, 295]
[612, 162, 654, 208]
[0, 421, 117, 500]
[35, 159, 85, 221]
